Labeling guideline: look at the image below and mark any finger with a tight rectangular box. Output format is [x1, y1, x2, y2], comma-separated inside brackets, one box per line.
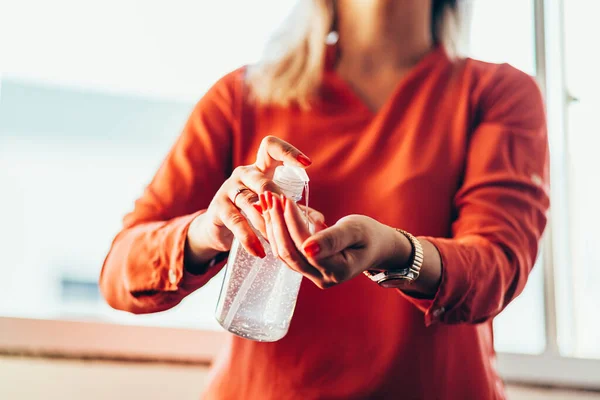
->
[259, 192, 268, 217]
[216, 198, 266, 258]
[255, 136, 312, 173]
[301, 219, 363, 261]
[310, 252, 355, 288]
[269, 193, 321, 280]
[237, 166, 282, 195]
[262, 193, 278, 257]
[284, 198, 312, 249]
[313, 221, 328, 232]
[280, 196, 344, 289]
[227, 184, 266, 238]
[297, 204, 326, 232]
[286, 203, 350, 286]
[251, 201, 267, 239]
[298, 205, 326, 231]
[298, 205, 325, 225]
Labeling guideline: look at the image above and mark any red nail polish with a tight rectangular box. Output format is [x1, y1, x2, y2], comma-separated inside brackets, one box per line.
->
[304, 241, 321, 257]
[251, 238, 266, 258]
[296, 154, 312, 167]
[253, 203, 263, 214]
[273, 194, 281, 210]
[259, 193, 267, 210]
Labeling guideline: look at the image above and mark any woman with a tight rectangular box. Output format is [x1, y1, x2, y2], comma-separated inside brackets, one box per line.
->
[100, 0, 549, 398]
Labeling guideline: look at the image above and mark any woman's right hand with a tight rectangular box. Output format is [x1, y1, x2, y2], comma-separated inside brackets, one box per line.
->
[185, 136, 314, 266]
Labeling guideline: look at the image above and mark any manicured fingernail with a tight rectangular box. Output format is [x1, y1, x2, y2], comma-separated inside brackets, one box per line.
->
[251, 238, 266, 258]
[304, 241, 321, 257]
[281, 194, 287, 209]
[252, 202, 263, 214]
[296, 154, 312, 167]
[273, 194, 281, 210]
[259, 193, 267, 211]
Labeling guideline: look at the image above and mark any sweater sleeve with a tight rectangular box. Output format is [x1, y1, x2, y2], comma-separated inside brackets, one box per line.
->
[99, 69, 242, 314]
[402, 64, 550, 326]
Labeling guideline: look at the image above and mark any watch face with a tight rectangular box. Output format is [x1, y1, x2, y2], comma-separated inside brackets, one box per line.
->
[376, 269, 417, 288]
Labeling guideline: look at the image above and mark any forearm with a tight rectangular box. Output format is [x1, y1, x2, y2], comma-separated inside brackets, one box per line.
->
[391, 231, 541, 325]
[100, 212, 221, 313]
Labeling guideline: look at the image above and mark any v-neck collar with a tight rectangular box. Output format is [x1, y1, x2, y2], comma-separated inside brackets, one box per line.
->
[321, 45, 450, 118]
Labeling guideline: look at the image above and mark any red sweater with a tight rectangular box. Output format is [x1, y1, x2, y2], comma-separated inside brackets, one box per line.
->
[100, 47, 549, 399]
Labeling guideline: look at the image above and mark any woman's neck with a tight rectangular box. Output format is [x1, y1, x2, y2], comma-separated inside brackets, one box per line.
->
[336, 0, 434, 73]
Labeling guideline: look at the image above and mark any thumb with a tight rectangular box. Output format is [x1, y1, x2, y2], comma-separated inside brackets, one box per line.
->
[301, 217, 362, 260]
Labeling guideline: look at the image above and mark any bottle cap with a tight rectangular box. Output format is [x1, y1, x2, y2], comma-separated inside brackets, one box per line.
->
[282, 162, 309, 182]
[273, 162, 309, 201]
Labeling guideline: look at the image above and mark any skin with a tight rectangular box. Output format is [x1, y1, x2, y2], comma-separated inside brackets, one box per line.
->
[335, 0, 435, 112]
[186, 0, 443, 297]
[185, 135, 324, 264]
[262, 192, 441, 297]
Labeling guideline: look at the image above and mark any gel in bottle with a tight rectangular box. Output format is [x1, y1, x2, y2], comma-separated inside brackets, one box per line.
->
[215, 163, 310, 342]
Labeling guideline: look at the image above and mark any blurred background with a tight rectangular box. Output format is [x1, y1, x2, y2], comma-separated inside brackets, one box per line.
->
[0, 0, 599, 399]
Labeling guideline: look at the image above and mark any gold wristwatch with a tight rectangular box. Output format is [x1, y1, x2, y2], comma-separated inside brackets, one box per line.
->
[363, 229, 424, 288]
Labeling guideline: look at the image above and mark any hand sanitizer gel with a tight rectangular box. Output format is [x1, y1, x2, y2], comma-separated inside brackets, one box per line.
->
[215, 163, 310, 342]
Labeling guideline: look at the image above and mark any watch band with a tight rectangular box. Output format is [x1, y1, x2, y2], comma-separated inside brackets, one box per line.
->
[402, 229, 424, 279]
[363, 229, 424, 286]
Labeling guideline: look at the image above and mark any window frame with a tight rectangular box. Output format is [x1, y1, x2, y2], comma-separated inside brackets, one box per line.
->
[0, 317, 223, 364]
[1, 0, 599, 391]
[496, 0, 600, 389]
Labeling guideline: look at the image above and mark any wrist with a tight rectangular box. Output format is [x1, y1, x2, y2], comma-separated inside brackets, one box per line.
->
[393, 236, 442, 298]
[378, 227, 434, 296]
[185, 214, 221, 272]
[379, 225, 413, 271]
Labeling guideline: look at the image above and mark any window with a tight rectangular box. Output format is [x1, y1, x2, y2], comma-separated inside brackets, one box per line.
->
[1, 0, 600, 389]
[0, 0, 295, 330]
[467, 0, 536, 76]
[465, 0, 547, 356]
[561, 0, 600, 360]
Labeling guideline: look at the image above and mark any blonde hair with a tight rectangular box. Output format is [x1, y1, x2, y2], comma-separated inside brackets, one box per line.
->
[246, 0, 461, 109]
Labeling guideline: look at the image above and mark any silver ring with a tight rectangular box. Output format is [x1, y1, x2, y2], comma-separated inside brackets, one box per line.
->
[233, 187, 250, 206]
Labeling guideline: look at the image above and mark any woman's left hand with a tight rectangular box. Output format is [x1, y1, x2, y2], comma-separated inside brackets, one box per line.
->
[259, 192, 412, 289]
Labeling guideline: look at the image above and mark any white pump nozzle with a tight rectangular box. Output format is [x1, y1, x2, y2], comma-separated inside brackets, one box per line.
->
[273, 162, 309, 201]
[282, 162, 309, 182]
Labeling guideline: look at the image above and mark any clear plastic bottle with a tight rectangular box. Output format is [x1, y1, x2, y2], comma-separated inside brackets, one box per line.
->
[215, 163, 310, 342]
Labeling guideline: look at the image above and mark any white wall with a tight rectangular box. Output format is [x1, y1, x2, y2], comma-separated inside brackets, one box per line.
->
[0, 0, 295, 101]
